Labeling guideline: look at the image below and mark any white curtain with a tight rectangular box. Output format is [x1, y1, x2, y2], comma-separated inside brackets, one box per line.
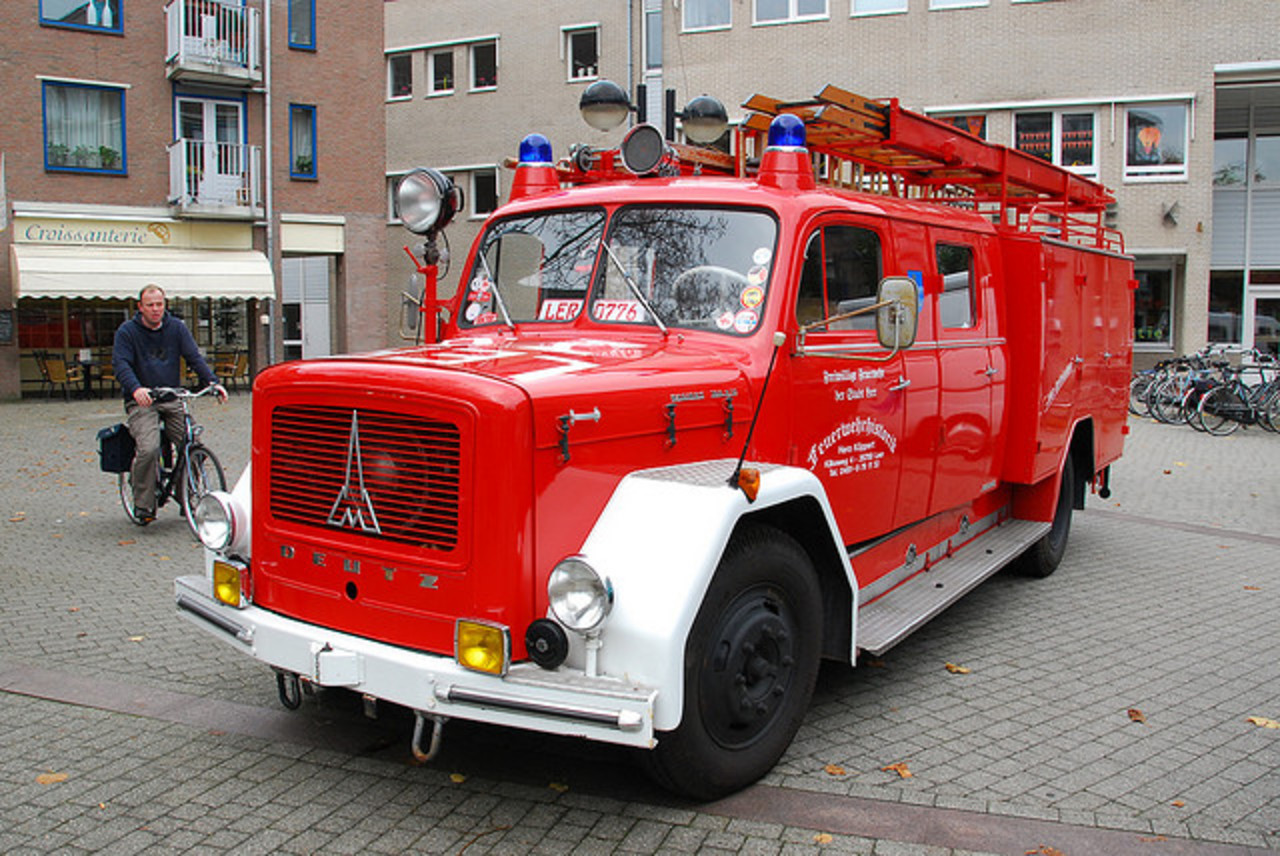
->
[291, 107, 314, 174]
[46, 85, 123, 168]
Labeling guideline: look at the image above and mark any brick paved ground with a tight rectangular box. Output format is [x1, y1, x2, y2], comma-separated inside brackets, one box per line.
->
[0, 394, 1276, 854]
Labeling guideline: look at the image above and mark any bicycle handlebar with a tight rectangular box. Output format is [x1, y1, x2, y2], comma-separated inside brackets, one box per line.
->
[148, 385, 223, 402]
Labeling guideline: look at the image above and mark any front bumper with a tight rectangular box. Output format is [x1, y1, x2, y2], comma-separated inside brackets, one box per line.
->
[174, 574, 657, 748]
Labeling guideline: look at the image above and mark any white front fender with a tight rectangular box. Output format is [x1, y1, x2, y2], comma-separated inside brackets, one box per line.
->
[575, 459, 852, 731]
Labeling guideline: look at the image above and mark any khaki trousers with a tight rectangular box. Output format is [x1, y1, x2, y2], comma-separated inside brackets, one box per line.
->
[125, 399, 186, 511]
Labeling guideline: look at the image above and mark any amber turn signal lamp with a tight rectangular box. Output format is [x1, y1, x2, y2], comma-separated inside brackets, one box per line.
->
[455, 620, 510, 676]
[736, 467, 761, 502]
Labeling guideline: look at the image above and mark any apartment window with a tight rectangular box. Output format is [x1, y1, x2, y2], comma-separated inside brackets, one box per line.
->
[940, 114, 987, 139]
[388, 54, 412, 99]
[472, 169, 498, 216]
[1014, 110, 1096, 174]
[564, 26, 599, 81]
[644, 9, 662, 70]
[41, 0, 121, 33]
[429, 50, 454, 95]
[852, 0, 906, 14]
[288, 0, 314, 50]
[42, 81, 126, 174]
[289, 104, 316, 178]
[1125, 103, 1188, 181]
[471, 41, 497, 90]
[755, 0, 826, 24]
[930, 0, 989, 8]
[683, 0, 730, 31]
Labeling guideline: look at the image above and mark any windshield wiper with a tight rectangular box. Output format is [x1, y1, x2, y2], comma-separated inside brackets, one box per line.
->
[600, 240, 668, 336]
[474, 247, 516, 331]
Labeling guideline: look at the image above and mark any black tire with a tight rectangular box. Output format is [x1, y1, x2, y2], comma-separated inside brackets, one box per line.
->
[1017, 457, 1075, 578]
[182, 445, 227, 538]
[1197, 386, 1242, 437]
[118, 465, 161, 526]
[642, 524, 822, 801]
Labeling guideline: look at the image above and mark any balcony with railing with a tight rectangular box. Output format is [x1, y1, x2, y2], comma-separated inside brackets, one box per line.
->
[168, 139, 263, 219]
[165, 0, 261, 86]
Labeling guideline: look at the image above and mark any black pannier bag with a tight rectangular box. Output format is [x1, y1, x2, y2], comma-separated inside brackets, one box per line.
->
[97, 423, 135, 473]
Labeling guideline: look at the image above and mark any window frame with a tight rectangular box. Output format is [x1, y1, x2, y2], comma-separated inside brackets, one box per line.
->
[470, 40, 498, 91]
[644, 8, 662, 71]
[427, 49, 455, 96]
[387, 53, 412, 101]
[471, 168, 499, 218]
[562, 24, 600, 83]
[39, 0, 122, 34]
[288, 103, 317, 180]
[1124, 102, 1190, 183]
[287, 0, 315, 51]
[42, 79, 128, 175]
[929, 0, 989, 9]
[1013, 109, 1098, 176]
[682, 0, 731, 32]
[851, 0, 906, 16]
[754, 0, 828, 26]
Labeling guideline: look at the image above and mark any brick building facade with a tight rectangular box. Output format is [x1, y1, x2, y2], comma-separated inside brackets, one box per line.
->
[1, 0, 387, 399]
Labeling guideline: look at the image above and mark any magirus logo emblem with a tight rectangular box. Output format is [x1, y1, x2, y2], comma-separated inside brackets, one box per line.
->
[327, 411, 382, 534]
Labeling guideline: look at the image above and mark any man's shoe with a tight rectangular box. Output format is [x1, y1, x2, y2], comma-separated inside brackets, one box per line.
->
[136, 507, 156, 525]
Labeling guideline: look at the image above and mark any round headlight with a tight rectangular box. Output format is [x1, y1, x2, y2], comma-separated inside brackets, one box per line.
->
[194, 491, 235, 552]
[396, 168, 459, 235]
[547, 557, 613, 633]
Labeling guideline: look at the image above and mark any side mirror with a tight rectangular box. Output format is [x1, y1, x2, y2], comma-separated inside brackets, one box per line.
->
[876, 276, 918, 350]
[400, 291, 445, 343]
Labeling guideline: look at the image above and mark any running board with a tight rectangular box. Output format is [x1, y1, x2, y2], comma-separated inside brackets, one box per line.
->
[856, 519, 1050, 656]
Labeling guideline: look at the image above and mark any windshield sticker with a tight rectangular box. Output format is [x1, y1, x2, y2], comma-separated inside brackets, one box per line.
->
[474, 311, 498, 326]
[470, 277, 493, 301]
[538, 299, 583, 322]
[733, 309, 759, 334]
[753, 247, 772, 266]
[740, 286, 764, 309]
[747, 266, 768, 287]
[807, 418, 899, 479]
[716, 310, 736, 331]
[594, 300, 646, 323]
[464, 303, 482, 322]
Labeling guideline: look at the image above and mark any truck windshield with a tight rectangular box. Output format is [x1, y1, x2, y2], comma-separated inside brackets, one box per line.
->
[591, 206, 778, 336]
[459, 207, 606, 327]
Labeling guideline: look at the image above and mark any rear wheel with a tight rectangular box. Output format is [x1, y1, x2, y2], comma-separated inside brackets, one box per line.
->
[1017, 457, 1075, 578]
[1197, 386, 1243, 436]
[182, 445, 226, 537]
[642, 524, 822, 801]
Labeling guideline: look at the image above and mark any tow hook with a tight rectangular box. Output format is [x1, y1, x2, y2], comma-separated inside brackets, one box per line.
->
[275, 669, 302, 710]
[412, 711, 448, 763]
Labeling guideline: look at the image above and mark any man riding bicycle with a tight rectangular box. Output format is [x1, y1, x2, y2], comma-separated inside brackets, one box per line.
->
[112, 284, 227, 524]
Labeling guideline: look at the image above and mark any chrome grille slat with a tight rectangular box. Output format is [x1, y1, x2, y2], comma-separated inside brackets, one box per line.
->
[269, 404, 462, 550]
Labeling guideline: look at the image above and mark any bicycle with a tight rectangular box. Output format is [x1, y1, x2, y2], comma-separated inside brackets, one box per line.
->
[113, 386, 227, 537]
[1195, 357, 1280, 436]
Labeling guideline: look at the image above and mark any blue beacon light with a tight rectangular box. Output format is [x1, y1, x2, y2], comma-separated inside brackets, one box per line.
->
[519, 133, 554, 165]
[767, 114, 807, 149]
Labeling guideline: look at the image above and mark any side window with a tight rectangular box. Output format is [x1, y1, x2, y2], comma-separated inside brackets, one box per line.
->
[796, 225, 882, 331]
[937, 243, 974, 328]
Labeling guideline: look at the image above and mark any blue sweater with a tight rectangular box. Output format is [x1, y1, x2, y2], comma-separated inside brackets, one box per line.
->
[112, 312, 218, 400]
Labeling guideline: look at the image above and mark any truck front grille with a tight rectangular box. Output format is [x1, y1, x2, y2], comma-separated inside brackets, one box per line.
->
[269, 404, 461, 550]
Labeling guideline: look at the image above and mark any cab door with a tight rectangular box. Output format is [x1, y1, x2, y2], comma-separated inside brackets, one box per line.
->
[788, 218, 913, 547]
[929, 228, 999, 516]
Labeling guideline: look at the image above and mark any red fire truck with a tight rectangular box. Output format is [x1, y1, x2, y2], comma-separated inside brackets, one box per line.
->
[178, 83, 1133, 799]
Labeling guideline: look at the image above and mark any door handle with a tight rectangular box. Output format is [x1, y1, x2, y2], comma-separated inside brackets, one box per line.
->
[984, 366, 998, 377]
[889, 376, 911, 392]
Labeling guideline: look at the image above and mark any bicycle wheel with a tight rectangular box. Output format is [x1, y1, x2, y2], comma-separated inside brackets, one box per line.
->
[1197, 385, 1243, 436]
[182, 444, 227, 538]
[118, 464, 162, 525]
[1149, 379, 1184, 424]
[1259, 385, 1280, 432]
[1128, 374, 1153, 417]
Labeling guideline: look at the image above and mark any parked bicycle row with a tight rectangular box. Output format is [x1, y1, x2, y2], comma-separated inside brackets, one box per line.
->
[1129, 345, 1280, 436]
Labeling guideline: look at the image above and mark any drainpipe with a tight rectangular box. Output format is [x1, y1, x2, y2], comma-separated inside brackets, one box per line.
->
[627, 0, 634, 122]
[263, 0, 276, 365]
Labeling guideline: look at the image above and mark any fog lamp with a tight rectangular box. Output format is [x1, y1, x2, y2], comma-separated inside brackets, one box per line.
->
[455, 620, 510, 676]
[548, 557, 613, 633]
[213, 559, 248, 608]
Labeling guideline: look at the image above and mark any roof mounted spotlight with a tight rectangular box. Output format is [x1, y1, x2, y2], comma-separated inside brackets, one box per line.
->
[679, 95, 729, 145]
[620, 123, 672, 176]
[579, 79, 633, 132]
[396, 168, 462, 236]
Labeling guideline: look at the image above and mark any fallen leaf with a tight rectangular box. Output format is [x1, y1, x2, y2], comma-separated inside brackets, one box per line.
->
[823, 763, 847, 777]
[880, 762, 912, 778]
[1171, 800, 1185, 808]
[118, 539, 136, 546]
[1128, 708, 1146, 724]
[1246, 716, 1280, 729]
[449, 772, 467, 783]
[1140, 835, 1169, 842]
[1174, 461, 1186, 467]
[944, 662, 971, 674]
[36, 772, 68, 785]
[1244, 586, 1260, 591]
[1162, 469, 1172, 475]
[127, 635, 146, 643]
[548, 782, 569, 793]
[864, 659, 885, 668]
[97, 803, 106, 810]
[1025, 847, 1064, 856]
[68, 607, 79, 613]
[813, 832, 834, 844]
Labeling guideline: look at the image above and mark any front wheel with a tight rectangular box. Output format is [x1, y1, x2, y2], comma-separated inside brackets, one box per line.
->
[642, 524, 821, 801]
[1197, 386, 1243, 436]
[182, 445, 226, 537]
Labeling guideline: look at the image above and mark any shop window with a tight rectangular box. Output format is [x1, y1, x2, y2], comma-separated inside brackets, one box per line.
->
[683, 0, 730, 30]
[388, 53, 412, 100]
[755, 0, 826, 25]
[564, 26, 599, 81]
[937, 244, 975, 329]
[1213, 136, 1247, 187]
[40, 0, 121, 34]
[288, 0, 314, 49]
[1015, 110, 1095, 174]
[472, 169, 498, 216]
[42, 81, 126, 174]
[852, 0, 906, 15]
[429, 50, 454, 95]
[471, 41, 497, 90]
[289, 104, 316, 179]
[940, 114, 987, 140]
[1208, 270, 1243, 343]
[1125, 103, 1188, 181]
[1133, 267, 1173, 348]
[644, 9, 662, 70]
